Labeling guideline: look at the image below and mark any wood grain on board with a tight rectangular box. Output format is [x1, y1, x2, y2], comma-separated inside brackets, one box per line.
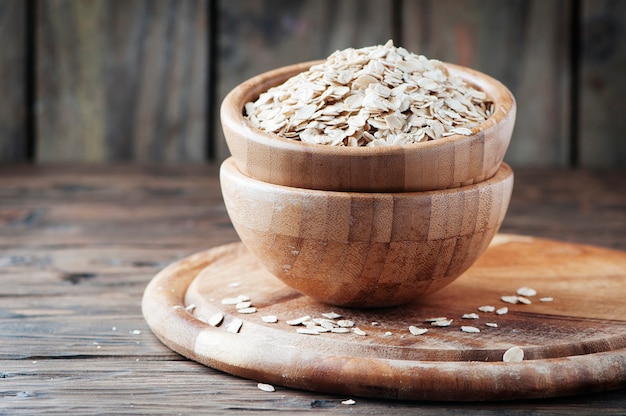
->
[143, 237, 626, 401]
[0, 0, 27, 162]
[35, 0, 207, 162]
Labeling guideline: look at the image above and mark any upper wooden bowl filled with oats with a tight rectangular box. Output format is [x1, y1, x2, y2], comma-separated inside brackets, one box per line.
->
[221, 41, 516, 192]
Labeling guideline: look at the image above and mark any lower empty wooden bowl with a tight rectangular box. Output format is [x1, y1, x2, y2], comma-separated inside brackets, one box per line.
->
[220, 157, 514, 307]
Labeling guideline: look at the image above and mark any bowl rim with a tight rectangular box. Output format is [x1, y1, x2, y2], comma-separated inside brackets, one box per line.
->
[220, 156, 514, 199]
[221, 59, 516, 156]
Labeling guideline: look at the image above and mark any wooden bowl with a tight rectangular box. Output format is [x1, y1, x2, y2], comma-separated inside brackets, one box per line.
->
[221, 60, 516, 192]
[220, 157, 514, 307]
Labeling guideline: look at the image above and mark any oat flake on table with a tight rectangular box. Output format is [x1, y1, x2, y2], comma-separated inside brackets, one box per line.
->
[245, 40, 493, 147]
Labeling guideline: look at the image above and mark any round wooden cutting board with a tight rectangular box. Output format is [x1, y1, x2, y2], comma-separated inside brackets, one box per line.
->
[142, 235, 626, 401]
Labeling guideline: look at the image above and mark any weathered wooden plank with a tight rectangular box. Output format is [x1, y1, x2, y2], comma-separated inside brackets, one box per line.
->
[401, 0, 572, 167]
[35, 0, 208, 162]
[0, 0, 27, 162]
[1, 165, 626, 414]
[0, 164, 237, 249]
[213, 0, 394, 161]
[579, 0, 626, 168]
[2, 358, 626, 414]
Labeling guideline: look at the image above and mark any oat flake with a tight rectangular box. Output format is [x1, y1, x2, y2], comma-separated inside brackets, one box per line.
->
[245, 40, 493, 147]
[431, 319, 453, 327]
[501, 296, 520, 304]
[517, 287, 537, 297]
[286, 315, 311, 326]
[461, 326, 480, 333]
[226, 318, 243, 334]
[409, 326, 428, 335]
[257, 383, 275, 392]
[503, 346, 524, 362]
[353, 328, 367, 336]
[208, 312, 224, 327]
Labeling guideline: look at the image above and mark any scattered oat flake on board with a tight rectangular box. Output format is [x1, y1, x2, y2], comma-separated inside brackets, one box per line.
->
[235, 301, 252, 309]
[286, 315, 311, 326]
[409, 326, 428, 335]
[341, 399, 356, 405]
[540, 297, 554, 302]
[318, 320, 336, 330]
[261, 315, 278, 323]
[478, 305, 495, 313]
[430, 319, 453, 327]
[322, 312, 342, 319]
[353, 328, 367, 336]
[485, 322, 498, 328]
[297, 328, 320, 335]
[461, 326, 480, 333]
[501, 295, 520, 304]
[462, 313, 479, 319]
[517, 287, 537, 297]
[306, 324, 329, 333]
[383, 331, 393, 337]
[425, 317, 448, 323]
[221, 297, 242, 305]
[331, 327, 351, 334]
[503, 346, 524, 362]
[226, 318, 243, 333]
[237, 307, 257, 314]
[337, 319, 355, 328]
[208, 312, 224, 327]
[496, 307, 509, 315]
[257, 383, 275, 392]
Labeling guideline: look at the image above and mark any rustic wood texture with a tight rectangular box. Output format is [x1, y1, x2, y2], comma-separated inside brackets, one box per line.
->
[220, 158, 513, 307]
[579, 0, 626, 168]
[3, 1, 626, 167]
[143, 236, 626, 401]
[35, 0, 207, 162]
[221, 60, 515, 192]
[0, 0, 27, 162]
[1, 165, 626, 413]
[401, 0, 572, 167]
[214, 0, 394, 161]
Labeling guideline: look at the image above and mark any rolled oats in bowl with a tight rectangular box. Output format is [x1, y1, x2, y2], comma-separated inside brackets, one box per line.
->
[245, 40, 494, 147]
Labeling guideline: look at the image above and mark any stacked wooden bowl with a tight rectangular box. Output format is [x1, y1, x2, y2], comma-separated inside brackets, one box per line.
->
[220, 62, 516, 307]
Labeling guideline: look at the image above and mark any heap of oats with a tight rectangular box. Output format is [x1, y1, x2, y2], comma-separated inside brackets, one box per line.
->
[245, 40, 494, 147]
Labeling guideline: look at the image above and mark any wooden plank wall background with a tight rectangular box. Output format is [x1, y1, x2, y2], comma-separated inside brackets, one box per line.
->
[1, 0, 625, 168]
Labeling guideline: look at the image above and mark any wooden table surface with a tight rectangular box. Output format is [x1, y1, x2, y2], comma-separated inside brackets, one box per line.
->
[1, 164, 625, 414]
